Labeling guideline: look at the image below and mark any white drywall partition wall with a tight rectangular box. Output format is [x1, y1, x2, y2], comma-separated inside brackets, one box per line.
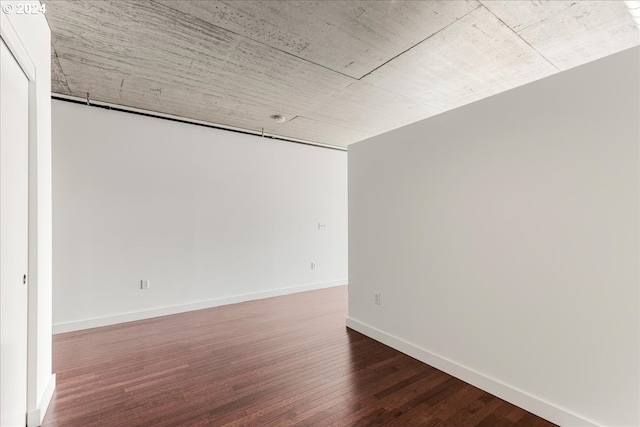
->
[52, 101, 347, 332]
[348, 46, 640, 427]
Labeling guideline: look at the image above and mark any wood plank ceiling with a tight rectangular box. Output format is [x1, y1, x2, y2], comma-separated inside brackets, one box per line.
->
[45, 1, 639, 148]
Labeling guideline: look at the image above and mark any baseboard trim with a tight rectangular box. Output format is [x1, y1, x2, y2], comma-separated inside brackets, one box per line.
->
[345, 317, 598, 427]
[53, 281, 346, 334]
[27, 374, 56, 427]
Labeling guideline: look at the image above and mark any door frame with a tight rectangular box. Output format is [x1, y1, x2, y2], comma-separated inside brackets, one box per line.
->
[1, 11, 38, 427]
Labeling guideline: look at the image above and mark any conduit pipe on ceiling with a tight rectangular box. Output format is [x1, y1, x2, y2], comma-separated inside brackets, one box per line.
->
[624, 1, 640, 28]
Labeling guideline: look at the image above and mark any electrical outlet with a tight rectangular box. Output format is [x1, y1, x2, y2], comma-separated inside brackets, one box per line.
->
[374, 292, 381, 305]
[141, 280, 150, 290]
[311, 262, 316, 270]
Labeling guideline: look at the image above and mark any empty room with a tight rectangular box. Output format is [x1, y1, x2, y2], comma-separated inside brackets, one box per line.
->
[1, 1, 639, 426]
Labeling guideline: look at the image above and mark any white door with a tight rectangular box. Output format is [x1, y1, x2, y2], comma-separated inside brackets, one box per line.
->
[0, 37, 30, 427]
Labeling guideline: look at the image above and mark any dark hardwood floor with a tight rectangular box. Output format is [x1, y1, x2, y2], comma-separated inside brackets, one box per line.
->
[43, 286, 557, 427]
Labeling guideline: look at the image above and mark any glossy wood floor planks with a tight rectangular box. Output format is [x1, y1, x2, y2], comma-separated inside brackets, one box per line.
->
[43, 286, 556, 427]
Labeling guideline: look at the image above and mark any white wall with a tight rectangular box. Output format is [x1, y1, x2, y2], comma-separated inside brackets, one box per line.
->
[52, 101, 347, 332]
[1, 2, 55, 426]
[348, 46, 639, 427]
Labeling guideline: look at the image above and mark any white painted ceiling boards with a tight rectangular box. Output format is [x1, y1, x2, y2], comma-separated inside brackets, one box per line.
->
[45, 1, 640, 148]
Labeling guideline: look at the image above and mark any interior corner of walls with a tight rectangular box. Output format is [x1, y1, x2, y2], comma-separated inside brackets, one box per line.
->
[345, 318, 599, 427]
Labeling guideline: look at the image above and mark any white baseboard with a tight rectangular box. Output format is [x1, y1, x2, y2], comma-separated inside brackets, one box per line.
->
[345, 317, 598, 427]
[27, 374, 56, 427]
[53, 281, 346, 334]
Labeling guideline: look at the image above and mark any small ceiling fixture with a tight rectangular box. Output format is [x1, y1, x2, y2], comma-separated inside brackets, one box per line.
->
[270, 114, 286, 123]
